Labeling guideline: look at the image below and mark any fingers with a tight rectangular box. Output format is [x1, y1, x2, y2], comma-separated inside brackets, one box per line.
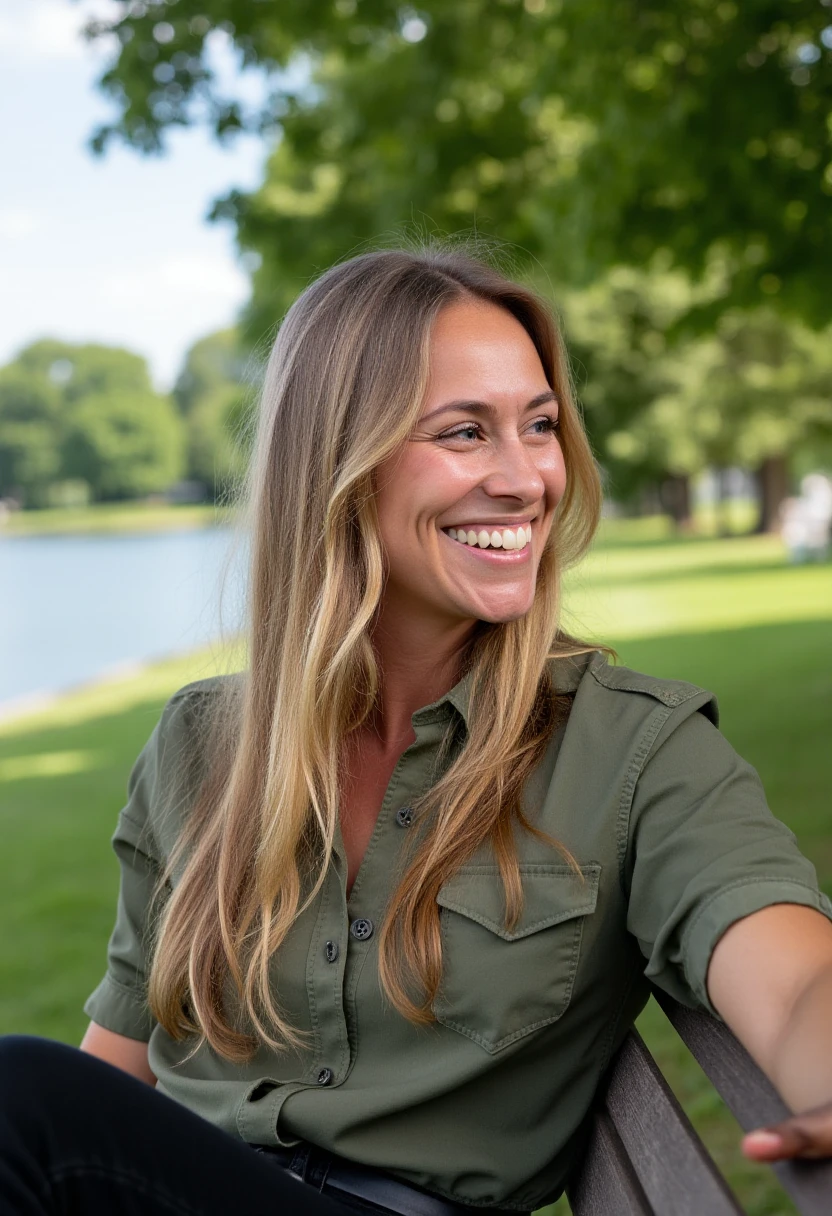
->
[743, 1104, 832, 1161]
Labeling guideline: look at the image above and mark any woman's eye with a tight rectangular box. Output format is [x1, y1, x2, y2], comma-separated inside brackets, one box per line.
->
[442, 424, 480, 441]
[439, 415, 559, 442]
[532, 415, 560, 435]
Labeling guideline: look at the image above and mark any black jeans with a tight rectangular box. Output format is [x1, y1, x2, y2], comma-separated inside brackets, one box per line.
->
[0, 1035, 377, 1215]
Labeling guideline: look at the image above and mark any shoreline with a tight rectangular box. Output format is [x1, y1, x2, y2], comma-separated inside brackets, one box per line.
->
[0, 645, 242, 733]
[0, 658, 156, 727]
[0, 502, 231, 539]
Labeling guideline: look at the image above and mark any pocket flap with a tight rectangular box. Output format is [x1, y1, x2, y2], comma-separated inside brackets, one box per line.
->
[436, 863, 601, 941]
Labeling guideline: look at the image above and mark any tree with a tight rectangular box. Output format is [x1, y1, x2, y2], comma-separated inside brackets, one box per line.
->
[0, 339, 185, 504]
[63, 391, 185, 500]
[601, 308, 832, 528]
[173, 327, 249, 414]
[86, 0, 832, 326]
[559, 263, 706, 513]
[15, 339, 155, 403]
[173, 328, 256, 496]
[0, 369, 62, 506]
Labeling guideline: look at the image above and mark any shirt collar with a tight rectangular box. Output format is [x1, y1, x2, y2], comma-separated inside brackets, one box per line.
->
[409, 649, 601, 731]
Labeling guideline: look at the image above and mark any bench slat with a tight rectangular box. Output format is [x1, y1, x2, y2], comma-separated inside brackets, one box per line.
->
[602, 1030, 744, 1215]
[653, 990, 832, 1216]
[568, 1109, 653, 1216]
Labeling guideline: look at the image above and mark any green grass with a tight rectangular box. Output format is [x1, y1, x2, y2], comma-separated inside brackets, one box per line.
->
[0, 500, 228, 536]
[1, 522, 830, 1215]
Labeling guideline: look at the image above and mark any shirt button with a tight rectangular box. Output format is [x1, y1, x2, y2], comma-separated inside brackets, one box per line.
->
[395, 805, 414, 827]
[324, 940, 339, 964]
[350, 917, 374, 942]
[317, 1068, 333, 1086]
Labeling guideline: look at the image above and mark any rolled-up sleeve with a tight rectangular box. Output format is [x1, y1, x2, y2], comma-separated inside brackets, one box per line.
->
[625, 704, 832, 1017]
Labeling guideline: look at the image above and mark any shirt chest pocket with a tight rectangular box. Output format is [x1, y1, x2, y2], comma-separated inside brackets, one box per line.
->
[433, 863, 601, 1054]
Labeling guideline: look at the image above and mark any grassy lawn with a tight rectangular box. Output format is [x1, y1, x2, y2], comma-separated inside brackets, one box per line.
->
[0, 501, 228, 536]
[0, 522, 829, 1214]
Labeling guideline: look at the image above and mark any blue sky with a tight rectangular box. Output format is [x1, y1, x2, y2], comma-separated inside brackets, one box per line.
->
[0, 0, 273, 389]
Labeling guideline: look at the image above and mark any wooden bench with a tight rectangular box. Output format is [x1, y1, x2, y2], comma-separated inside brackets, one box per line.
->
[567, 988, 832, 1215]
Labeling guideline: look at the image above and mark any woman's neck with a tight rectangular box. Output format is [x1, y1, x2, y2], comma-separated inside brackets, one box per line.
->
[366, 603, 477, 751]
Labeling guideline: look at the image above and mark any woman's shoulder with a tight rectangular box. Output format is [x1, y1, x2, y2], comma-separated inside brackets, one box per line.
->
[155, 670, 244, 736]
[547, 649, 719, 728]
[122, 672, 244, 843]
[137, 672, 243, 788]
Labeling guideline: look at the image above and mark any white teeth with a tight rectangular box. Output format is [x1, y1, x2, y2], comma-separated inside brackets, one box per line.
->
[445, 524, 532, 551]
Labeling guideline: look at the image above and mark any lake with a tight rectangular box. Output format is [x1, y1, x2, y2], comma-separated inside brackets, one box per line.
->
[0, 529, 244, 710]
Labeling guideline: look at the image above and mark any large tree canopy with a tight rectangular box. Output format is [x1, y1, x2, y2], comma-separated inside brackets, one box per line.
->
[87, 0, 832, 325]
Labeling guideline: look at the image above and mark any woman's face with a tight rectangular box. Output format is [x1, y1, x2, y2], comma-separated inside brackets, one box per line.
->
[374, 298, 567, 630]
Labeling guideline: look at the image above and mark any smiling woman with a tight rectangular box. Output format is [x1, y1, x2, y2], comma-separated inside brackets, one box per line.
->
[2, 244, 832, 1216]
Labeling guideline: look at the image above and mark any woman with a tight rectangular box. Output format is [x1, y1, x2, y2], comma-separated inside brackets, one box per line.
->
[3, 246, 832, 1216]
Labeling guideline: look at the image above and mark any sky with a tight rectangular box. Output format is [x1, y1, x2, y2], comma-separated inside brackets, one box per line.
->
[0, 0, 273, 390]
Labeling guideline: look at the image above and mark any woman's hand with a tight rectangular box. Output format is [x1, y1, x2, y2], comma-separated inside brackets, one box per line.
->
[743, 1102, 832, 1161]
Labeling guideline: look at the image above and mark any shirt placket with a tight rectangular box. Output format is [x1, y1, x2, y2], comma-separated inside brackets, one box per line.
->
[338, 708, 460, 1070]
[237, 705, 462, 1146]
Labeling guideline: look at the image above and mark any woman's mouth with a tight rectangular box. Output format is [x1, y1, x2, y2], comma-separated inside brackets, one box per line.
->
[440, 524, 532, 562]
[443, 524, 531, 550]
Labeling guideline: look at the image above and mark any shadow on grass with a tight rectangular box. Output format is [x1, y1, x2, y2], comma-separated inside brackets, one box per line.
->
[586, 559, 800, 588]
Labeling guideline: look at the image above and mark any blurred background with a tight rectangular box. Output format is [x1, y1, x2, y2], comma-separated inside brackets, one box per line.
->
[0, 1, 830, 1212]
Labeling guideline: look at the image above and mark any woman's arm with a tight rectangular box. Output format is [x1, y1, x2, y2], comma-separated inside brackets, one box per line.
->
[707, 903, 832, 1160]
[80, 1020, 157, 1087]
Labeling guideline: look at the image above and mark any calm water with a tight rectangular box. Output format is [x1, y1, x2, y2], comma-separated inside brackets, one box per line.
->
[0, 529, 244, 708]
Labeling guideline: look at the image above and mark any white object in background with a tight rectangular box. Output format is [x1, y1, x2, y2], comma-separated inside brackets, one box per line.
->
[780, 472, 832, 562]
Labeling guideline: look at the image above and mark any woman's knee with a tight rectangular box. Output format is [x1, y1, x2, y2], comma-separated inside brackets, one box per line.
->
[0, 1034, 91, 1096]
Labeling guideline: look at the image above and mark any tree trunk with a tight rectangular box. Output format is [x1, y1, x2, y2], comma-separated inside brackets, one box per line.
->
[715, 467, 732, 537]
[754, 454, 789, 534]
[659, 474, 693, 530]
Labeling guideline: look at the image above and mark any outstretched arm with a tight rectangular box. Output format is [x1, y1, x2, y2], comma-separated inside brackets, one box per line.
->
[707, 903, 832, 1161]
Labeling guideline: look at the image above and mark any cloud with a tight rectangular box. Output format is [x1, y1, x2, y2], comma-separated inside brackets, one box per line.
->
[0, 0, 120, 62]
[94, 254, 252, 386]
[0, 209, 39, 238]
[103, 254, 250, 304]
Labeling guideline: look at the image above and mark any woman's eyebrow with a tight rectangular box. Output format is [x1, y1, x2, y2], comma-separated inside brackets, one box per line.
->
[421, 390, 558, 424]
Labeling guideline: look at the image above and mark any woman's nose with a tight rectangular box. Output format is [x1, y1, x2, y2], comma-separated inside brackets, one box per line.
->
[480, 436, 547, 503]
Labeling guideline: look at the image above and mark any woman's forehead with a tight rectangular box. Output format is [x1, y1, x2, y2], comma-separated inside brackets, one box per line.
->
[425, 300, 548, 399]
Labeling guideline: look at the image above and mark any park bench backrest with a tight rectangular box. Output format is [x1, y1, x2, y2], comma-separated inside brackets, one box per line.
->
[567, 988, 832, 1216]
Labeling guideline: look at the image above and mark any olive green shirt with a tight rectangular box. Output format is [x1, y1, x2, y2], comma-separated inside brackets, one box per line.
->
[84, 651, 832, 1211]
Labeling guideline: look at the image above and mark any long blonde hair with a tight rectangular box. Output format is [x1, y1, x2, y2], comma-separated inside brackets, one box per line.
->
[148, 243, 605, 1060]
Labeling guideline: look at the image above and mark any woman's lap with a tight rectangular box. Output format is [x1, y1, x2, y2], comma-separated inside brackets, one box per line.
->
[0, 1035, 349, 1216]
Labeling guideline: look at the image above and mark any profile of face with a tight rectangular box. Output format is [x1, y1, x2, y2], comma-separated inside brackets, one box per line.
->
[374, 298, 567, 632]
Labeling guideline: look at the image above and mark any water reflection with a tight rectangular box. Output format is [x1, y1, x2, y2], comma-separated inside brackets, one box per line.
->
[0, 529, 244, 707]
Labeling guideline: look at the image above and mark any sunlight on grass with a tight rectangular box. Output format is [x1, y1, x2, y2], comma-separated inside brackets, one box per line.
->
[564, 532, 832, 642]
[0, 749, 106, 782]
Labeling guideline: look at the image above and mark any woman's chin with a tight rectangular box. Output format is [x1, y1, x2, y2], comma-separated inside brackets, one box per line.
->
[453, 595, 535, 625]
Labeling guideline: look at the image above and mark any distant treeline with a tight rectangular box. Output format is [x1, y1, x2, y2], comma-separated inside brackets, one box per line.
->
[0, 330, 254, 510]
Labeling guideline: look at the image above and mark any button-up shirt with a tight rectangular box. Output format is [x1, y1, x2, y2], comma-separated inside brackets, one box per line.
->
[84, 650, 832, 1211]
